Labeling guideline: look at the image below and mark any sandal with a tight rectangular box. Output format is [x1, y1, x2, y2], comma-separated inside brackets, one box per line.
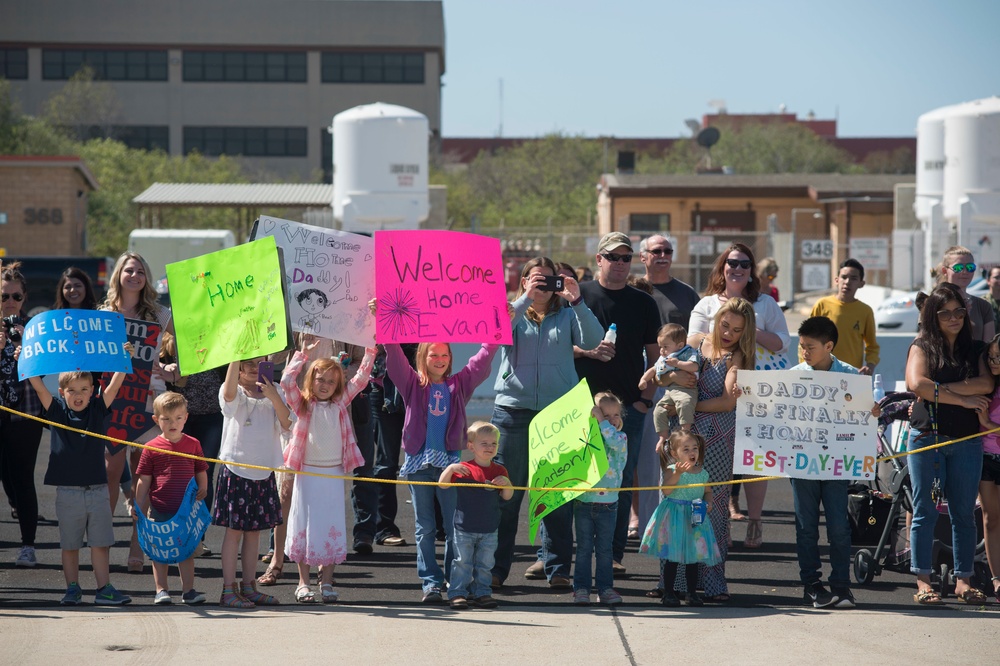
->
[295, 585, 316, 603]
[241, 582, 279, 606]
[645, 587, 664, 599]
[320, 584, 339, 604]
[703, 593, 731, 604]
[220, 585, 255, 608]
[744, 519, 763, 549]
[729, 496, 747, 521]
[955, 587, 987, 604]
[257, 565, 283, 586]
[913, 589, 943, 605]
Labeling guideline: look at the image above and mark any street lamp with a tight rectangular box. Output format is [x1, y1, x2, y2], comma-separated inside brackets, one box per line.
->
[789, 208, 822, 305]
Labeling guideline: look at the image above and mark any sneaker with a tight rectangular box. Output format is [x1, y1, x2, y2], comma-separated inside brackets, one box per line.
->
[422, 587, 444, 604]
[803, 582, 838, 608]
[154, 590, 173, 605]
[599, 588, 623, 605]
[573, 589, 591, 606]
[95, 583, 132, 606]
[832, 587, 856, 609]
[15, 546, 36, 568]
[182, 589, 207, 605]
[61, 583, 83, 606]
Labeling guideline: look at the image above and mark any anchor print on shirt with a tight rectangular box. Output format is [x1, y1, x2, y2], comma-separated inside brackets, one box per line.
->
[429, 390, 447, 417]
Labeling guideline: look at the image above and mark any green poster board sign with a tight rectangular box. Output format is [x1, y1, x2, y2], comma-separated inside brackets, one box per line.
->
[166, 236, 290, 374]
[527, 379, 608, 544]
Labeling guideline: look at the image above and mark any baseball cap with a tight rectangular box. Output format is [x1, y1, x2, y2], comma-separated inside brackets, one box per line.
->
[597, 232, 632, 254]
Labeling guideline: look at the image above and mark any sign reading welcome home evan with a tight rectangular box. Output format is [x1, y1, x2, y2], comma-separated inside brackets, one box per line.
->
[374, 230, 511, 344]
[17, 310, 130, 380]
[136, 477, 211, 564]
[527, 379, 607, 544]
[101, 318, 160, 450]
[166, 236, 291, 375]
[733, 369, 877, 480]
[250, 216, 375, 346]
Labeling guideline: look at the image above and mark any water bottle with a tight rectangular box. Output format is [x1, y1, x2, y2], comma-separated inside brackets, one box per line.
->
[603, 323, 617, 344]
[873, 374, 885, 403]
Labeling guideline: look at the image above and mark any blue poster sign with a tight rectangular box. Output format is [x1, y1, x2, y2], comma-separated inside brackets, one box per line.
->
[17, 310, 131, 380]
[136, 478, 211, 564]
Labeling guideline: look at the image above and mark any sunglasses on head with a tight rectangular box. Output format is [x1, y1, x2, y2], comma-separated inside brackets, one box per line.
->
[648, 248, 673, 256]
[951, 263, 977, 273]
[2, 293, 24, 302]
[725, 259, 752, 270]
[601, 253, 633, 263]
[936, 307, 967, 321]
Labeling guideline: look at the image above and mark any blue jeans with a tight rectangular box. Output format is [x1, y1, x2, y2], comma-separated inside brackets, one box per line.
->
[908, 431, 983, 578]
[371, 384, 403, 541]
[349, 393, 378, 543]
[573, 500, 617, 593]
[492, 405, 574, 581]
[613, 403, 648, 563]
[408, 466, 456, 592]
[790, 478, 851, 587]
[449, 528, 498, 599]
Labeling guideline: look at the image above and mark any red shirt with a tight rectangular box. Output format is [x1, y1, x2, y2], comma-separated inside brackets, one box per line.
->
[136, 434, 208, 515]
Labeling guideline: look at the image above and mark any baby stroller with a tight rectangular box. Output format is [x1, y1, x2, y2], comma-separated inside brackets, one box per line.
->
[849, 392, 989, 596]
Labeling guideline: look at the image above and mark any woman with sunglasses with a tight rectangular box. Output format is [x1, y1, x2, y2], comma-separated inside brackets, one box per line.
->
[0, 261, 44, 568]
[938, 246, 994, 343]
[687, 243, 791, 549]
[905, 282, 991, 605]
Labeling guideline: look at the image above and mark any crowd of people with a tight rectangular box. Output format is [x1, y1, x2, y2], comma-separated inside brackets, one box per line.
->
[1, 234, 999, 609]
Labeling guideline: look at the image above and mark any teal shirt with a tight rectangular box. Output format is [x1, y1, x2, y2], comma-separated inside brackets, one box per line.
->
[790, 354, 859, 375]
[579, 419, 628, 504]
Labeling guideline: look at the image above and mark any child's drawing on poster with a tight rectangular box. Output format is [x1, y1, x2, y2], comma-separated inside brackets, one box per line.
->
[249, 215, 375, 346]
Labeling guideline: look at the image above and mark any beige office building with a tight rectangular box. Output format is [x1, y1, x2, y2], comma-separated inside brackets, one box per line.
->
[0, 0, 444, 179]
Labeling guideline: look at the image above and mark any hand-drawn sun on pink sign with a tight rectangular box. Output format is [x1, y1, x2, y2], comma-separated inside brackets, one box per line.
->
[374, 230, 512, 344]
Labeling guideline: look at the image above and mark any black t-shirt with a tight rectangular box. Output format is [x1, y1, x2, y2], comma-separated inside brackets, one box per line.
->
[43, 396, 111, 487]
[650, 279, 700, 330]
[575, 281, 661, 404]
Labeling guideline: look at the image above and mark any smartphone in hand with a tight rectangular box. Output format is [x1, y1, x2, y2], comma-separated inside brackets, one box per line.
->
[257, 361, 274, 386]
[539, 275, 564, 292]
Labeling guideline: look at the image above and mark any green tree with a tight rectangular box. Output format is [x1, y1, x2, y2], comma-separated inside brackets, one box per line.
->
[0, 78, 80, 154]
[42, 66, 123, 142]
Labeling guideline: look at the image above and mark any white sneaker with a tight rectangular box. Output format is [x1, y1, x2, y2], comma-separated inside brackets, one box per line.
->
[15, 546, 36, 567]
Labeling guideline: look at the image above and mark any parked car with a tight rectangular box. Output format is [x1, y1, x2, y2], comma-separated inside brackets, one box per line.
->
[875, 278, 988, 333]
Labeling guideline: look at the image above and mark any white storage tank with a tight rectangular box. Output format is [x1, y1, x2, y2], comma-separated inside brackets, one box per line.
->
[914, 104, 954, 222]
[943, 96, 1000, 220]
[331, 102, 429, 229]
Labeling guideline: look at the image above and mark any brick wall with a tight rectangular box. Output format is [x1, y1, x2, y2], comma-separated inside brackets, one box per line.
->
[0, 165, 89, 256]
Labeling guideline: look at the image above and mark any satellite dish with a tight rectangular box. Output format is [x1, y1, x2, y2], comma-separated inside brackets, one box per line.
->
[696, 127, 721, 149]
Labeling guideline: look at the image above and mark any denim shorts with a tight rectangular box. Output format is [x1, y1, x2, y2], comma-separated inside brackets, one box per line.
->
[56, 485, 115, 550]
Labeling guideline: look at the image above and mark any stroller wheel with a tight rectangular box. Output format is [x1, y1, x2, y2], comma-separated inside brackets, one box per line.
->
[853, 549, 876, 585]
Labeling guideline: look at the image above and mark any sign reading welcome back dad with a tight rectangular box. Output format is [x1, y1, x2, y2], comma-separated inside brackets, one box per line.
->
[17, 310, 130, 380]
[374, 230, 512, 344]
[733, 369, 877, 481]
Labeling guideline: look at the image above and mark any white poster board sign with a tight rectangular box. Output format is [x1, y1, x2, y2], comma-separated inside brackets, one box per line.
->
[733, 369, 878, 480]
[801, 262, 831, 291]
[250, 216, 375, 346]
[849, 237, 890, 271]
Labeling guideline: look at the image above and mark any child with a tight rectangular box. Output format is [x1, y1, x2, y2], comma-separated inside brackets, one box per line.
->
[215, 356, 292, 608]
[281, 335, 376, 603]
[377, 299, 499, 602]
[572, 392, 629, 606]
[808, 258, 880, 375]
[640, 324, 700, 448]
[791, 315, 880, 609]
[640, 431, 721, 607]
[27, 365, 130, 605]
[133, 392, 208, 605]
[439, 421, 512, 610]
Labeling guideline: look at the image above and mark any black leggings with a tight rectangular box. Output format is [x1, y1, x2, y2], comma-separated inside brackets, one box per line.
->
[0, 418, 43, 546]
[662, 559, 698, 594]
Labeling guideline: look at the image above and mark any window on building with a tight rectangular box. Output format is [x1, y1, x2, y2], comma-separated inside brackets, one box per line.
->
[183, 51, 307, 82]
[0, 49, 28, 79]
[80, 126, 169, 152]
[41, 49, 167, 81]
[321, 52, 424, 83]
[629, 213, 671, 233]
[321, 128, 333, 183]
[184, 127, 308, 157]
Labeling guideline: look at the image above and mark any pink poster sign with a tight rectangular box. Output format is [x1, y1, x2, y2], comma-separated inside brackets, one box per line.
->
[375, 230, 512, 344]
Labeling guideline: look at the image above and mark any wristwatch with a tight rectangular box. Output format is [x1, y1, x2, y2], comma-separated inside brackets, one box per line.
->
[638, 398, 653, 408]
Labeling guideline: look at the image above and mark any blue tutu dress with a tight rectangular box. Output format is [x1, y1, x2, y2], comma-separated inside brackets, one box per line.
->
[639, 467, 722, 565]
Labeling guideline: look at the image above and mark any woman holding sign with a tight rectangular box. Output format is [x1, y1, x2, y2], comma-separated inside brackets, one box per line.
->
[0, 262, 44, 568]
[688, 243, 789, 549]
[491, 257, 603, 588]
[905, 282, 991, 605]
[101, 252, 174, 573]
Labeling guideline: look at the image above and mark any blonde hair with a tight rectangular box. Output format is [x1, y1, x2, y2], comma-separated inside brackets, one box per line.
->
[153, 391, 188, 416]
[467, 420, 500, 444]
[711, 297, 756, 370]
[594, 391, 624, 419]
[938, 245, 975, 283]
[102, 252, 161, 322]
[58, 370, 92, 388]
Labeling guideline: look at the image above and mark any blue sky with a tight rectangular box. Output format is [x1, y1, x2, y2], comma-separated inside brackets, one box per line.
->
[441, 0, 1000, 138]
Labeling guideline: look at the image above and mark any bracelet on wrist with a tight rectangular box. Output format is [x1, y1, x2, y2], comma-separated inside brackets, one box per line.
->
[570, 295, 584, 307]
